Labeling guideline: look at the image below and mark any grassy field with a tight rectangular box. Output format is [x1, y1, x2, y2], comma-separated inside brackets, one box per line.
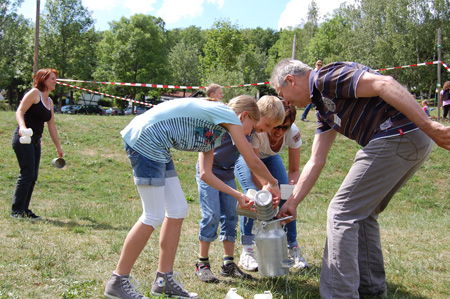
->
[0, 109, 449, 299]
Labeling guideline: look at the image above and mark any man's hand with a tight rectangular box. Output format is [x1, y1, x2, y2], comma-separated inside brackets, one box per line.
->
[424, 121, 450, 150]
[276, 199, 297, 225]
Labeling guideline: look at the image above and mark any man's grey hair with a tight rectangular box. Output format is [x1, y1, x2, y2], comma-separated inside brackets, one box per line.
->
[270, 59, 312, 88]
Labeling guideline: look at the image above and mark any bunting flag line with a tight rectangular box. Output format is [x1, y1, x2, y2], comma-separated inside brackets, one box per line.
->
[57, 60, 450, 104]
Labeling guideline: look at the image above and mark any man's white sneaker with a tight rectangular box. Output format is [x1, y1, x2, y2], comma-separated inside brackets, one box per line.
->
[238, 249, 258, 271]
[288, 246, 310, 270]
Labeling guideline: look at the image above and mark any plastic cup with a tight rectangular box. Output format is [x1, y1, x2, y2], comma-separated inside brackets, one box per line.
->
[254, 291, 273, 299]
[280, 184, 295, 200]
[225, 288, 243, 299]
[52, 158, 66, 168]
[22, 128, 33, 137]
[19, 136, 31, 144]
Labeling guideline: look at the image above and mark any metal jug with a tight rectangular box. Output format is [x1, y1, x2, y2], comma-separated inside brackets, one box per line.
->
[254, 217, 293, 277]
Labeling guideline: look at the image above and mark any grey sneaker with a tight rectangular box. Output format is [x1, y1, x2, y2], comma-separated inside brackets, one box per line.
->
[151, 271, 198, 298]
[219, 262, 252, 280]
[195, 262, 219, 283]
[104, 273, 149, 299]
[288, 246, 310, 270]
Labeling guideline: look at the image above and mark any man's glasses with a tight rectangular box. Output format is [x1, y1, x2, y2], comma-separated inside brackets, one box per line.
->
[274, 124, 291, 131]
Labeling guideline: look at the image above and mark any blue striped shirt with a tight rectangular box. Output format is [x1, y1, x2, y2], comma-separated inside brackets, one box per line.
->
[121, 98, 241, 163]
[310, 62, 416, 147]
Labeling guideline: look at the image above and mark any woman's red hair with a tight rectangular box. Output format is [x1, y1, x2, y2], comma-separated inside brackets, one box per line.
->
[34, 68, 58, 91]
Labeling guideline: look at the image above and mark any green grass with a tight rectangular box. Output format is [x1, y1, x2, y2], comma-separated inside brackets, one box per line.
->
[0, 110, 449, 299]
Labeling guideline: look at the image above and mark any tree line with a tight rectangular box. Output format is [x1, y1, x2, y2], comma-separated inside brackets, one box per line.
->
[1, 0, 450, 109]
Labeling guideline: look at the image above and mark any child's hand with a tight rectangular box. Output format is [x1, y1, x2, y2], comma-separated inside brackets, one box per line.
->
[262, 184, 280, 208]
[237, 194, 255, 212]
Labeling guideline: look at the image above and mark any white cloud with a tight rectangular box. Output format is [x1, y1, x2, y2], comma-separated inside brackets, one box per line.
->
[278, 0, 309, 29]
[207, 0, 224, 9]
[83, 0, 157, 14]
[157, 0, 223, 24]
[82, 0, 122, 11]
[278, 0, 355, 30]
[124, 0, 157, 15]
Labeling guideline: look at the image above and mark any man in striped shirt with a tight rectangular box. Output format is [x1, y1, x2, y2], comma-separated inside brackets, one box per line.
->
[270, 59, 450, 299]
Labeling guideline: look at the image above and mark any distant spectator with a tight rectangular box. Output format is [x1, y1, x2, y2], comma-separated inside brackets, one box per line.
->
[440, 81, 450, 120]
[422, 100, 430, 117]
[206, 83, 224, 101]
[301, 60, 322, 121]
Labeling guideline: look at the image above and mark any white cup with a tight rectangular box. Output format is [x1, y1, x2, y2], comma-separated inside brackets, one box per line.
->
[254, 291, 273, 299]
[19, 136, 31, 144]
[225, 288, 244, 299]
[280, 184, 295, 200]
[246, 189, 257, 199]
[22, 128, 33, 137]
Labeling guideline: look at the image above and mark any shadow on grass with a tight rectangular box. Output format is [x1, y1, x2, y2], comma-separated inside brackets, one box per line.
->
[41, 216, 130, 231]
[233, 265, 431, 299]
[383, 282, 429, 299]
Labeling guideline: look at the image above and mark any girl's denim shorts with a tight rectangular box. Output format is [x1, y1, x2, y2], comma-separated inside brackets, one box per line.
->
[124, 141, 177, 186]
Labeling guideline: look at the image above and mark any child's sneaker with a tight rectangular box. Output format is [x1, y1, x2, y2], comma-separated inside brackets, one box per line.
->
[104, 273, 149, 299]
[219, 262, 252, 280]
[151, 271, 198, 298]
[195, 262, 219, 283]
[288, 246, 310, 269]
[238, 249, 258, 271]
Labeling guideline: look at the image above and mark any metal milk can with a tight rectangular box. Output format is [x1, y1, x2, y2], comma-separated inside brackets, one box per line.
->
[254, 217, 293, 277]
[236, 189, 294, 277]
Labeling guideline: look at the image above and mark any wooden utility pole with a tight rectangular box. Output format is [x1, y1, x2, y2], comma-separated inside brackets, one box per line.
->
[437, 28, 442, 119]
[292, 34, 296, 59]
[33, 0, 40, 78]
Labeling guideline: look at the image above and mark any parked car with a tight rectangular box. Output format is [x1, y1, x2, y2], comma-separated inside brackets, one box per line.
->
[74, 105, 103, 115]
[124, 106, 148, 115]
[124, 107, 132, 115]
[104, 107, 123, 116]
[61, 105, 77, 114]
[135, 106, 147, 115]
[67, 105, 81, 114]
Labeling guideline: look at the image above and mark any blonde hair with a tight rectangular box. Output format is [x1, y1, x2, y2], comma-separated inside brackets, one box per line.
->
[227, 95, 260, 121]
[422, 100, 429, 106]
[257, 95, 285, 124]
[443, 81, 450, 90]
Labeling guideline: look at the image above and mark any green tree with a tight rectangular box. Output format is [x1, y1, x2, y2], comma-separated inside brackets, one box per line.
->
[39, 0, 97, 106]
[168, 41, 201, 96]
[94, 14, 169, 107]
[168, 25, 205, 55]
[0, 0, 33, 107]
[200, 19, 244, 78]
[241, 27, 279, 55]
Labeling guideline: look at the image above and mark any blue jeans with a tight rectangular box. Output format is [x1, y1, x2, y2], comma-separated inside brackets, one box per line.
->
[124, 141, 177, 186]
[234, 155, 298, 247]
[301, 103, 314, 120]
[196, 174, 238, 243]
[11, 127, 41, 214]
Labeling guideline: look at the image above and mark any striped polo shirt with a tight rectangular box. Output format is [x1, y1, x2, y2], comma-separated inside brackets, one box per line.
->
[121, 98, 241, 163]
[309, 62, 417, 147]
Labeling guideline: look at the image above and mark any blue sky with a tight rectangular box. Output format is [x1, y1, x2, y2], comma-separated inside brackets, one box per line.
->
[18, 0, 353, 31]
